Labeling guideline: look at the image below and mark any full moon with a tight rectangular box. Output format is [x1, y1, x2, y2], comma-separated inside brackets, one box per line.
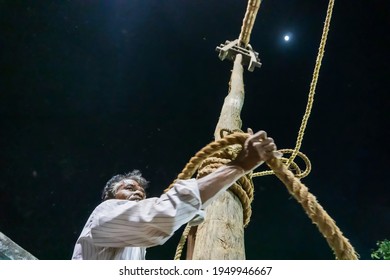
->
[284, 35, 290, 41]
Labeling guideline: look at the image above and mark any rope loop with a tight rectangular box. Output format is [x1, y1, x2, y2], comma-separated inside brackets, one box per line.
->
[252, 148, 312, 179]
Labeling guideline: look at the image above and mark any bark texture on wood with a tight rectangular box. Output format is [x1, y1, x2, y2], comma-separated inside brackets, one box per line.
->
[214, 55, 245, 138]
[192, 192, 245, 259]
[192, 55, 246, 259]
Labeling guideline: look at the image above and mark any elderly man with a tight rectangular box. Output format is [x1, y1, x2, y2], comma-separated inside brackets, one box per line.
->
[72, 130, 278, 260]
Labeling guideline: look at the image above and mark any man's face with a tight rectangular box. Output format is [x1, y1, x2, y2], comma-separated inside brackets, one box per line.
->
[114, 179, 146, 201]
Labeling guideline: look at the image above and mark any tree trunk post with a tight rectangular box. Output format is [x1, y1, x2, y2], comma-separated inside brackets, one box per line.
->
[191, 54, 246, 259]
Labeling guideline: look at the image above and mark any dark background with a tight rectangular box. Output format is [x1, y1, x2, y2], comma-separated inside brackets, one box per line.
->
[0, 0, 388, 260]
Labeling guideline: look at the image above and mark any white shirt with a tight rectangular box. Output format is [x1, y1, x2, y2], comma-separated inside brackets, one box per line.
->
[72, 179, 203, 260]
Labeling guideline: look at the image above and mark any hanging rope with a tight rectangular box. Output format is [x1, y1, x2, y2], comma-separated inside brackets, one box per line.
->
[173, 224, 192, 261]
[266, 157, 359, 260]
[168, 132, 358, 260]
[286, 0, 335, 168]
[239, 0, 262, 47]
[252, 0, 335, 178]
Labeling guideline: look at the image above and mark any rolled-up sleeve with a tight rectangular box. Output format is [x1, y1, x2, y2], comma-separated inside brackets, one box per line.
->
[89, 179, 202, 248]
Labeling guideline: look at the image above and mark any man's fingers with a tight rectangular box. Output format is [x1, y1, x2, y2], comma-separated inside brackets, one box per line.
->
[250, 130, 267, 141]
[259, 137, 273, 146]
[273, 150, 283, 159]
[254, 141, 276, 151]
[248, 130, 280, 161]
[247, 128, 254, 135]
[264, 143, 277, 151]
[252, 142, 262, 148]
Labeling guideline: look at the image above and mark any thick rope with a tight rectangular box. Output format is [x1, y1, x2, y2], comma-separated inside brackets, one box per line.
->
[238, 0, 262, 47]
[165, 132, 254, 225]
[165, 133, 248, 192]
[169, 132, 358, 260]
[267, 157, 359, 260]
[195, 130, 254, 225]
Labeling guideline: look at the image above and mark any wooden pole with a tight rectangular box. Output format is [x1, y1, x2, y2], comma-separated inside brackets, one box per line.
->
[188, 0, 262, 260]
[212, 54, 245, 136]
[191, 54, 246, 259]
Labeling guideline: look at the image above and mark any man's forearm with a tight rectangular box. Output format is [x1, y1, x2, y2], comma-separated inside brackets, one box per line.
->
[197, 164, 245, 208]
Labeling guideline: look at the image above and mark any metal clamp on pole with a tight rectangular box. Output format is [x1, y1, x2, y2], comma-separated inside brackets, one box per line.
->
[216, 39, 261, 72]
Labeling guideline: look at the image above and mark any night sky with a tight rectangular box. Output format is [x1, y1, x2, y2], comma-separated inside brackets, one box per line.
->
[0, 1, 388, 260]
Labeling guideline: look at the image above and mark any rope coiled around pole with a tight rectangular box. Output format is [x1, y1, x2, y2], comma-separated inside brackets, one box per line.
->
[168, 132, 358, 260]
[165, 132, 254, 226]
